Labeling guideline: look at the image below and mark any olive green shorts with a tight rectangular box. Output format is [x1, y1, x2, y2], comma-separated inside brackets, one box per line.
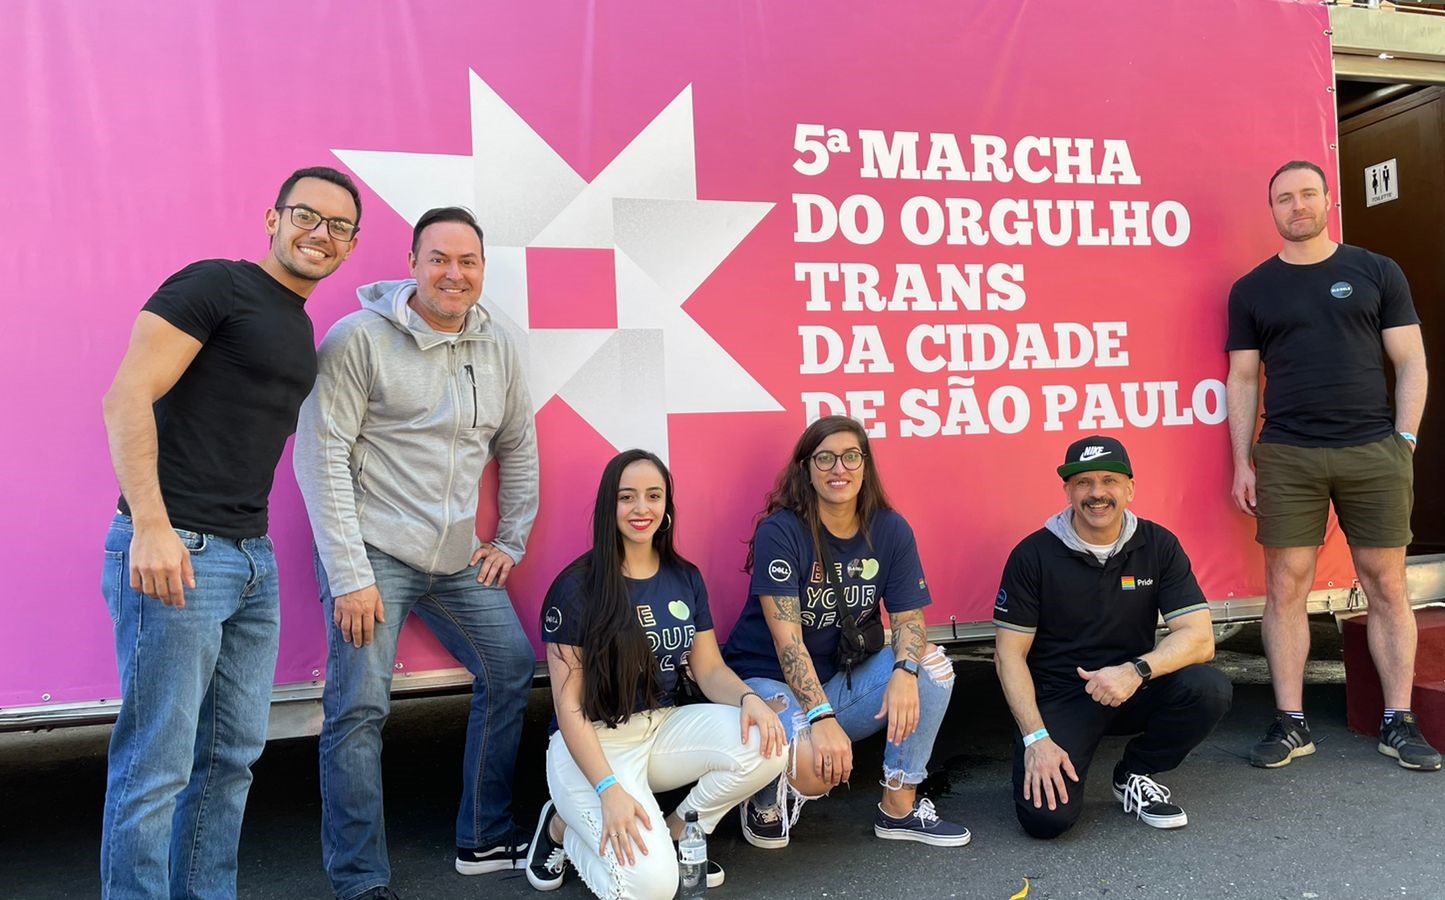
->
[1253, 434, 1414, 548]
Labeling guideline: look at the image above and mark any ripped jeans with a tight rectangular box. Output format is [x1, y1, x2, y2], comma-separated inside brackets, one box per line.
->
[546, 704, 787, 900]
[745, 645, 955, 806]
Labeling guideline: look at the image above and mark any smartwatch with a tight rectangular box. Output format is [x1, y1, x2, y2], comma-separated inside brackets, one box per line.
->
[893, 658, 921, 677]
[1130, 657, 1153, 684]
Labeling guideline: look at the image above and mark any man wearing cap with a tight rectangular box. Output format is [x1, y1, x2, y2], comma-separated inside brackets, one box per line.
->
[993, 436, 1232, 839]
[1226, 160, 1436, 772]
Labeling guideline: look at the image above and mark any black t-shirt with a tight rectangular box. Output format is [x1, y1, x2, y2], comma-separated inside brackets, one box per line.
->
[993, 520, 1208, 702]
[541, 561, 714, 718]
[117, 260, 317, 537]
[724, 509, 931, 684]
[1225, 244, 1419, 447]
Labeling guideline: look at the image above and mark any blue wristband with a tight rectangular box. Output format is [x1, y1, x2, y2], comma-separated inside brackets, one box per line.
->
[806, 702, 834, 722]
[594, 775, 618, 795]
[1399, 431, 1417, 444]
[1022, 728, 1050, 748]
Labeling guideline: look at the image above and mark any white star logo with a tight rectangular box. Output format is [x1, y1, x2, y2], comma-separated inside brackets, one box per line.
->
[333, 70, 781, 460]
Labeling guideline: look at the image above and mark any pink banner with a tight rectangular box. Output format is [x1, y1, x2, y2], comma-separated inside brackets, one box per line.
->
[0, 0, 1345, 710]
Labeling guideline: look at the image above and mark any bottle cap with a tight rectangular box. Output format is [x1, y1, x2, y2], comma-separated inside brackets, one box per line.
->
[685, 810, 699, 822]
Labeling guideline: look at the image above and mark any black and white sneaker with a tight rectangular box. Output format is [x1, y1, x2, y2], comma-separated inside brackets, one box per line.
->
[1378, 712, 1443, 771]
[455, 827, 528, 876]
[873, 798, 972, 847]
[525, 801, 566, 891]
[1113, 772, 1187, 829]
[740, 797, 789, 849]
[1250, 713, 1316, 769]
[706, 860, 724, 889]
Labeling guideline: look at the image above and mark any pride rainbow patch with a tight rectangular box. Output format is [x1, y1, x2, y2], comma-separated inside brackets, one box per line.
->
[1120, 577, 1137, 591]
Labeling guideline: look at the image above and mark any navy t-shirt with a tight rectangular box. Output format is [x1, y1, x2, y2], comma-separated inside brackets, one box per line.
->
[116, 259, 318, 537]
[542, 561, 714, 716]
[724, 509, 931, 684]
[1225, 244, 1419, 447]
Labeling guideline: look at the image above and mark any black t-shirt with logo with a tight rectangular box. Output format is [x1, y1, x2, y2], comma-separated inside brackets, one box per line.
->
[541, 561, 714, 717]
[724, 508, 931, 684]
[993, 520, 1208, 702]
[117, 260, 318, 537]
[1225, 244, 1419, 447]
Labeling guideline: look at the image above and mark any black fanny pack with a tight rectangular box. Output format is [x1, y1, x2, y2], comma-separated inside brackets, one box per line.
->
[834, 606, 885, 689]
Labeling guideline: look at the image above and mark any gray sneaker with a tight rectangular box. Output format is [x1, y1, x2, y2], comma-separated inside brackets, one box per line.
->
[1250, 714, 1315, 768]
[1378, 712, 1442, 771]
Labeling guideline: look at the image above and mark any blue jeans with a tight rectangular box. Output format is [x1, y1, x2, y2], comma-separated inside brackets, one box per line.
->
[317, 545, 534, 899]
[745, 645, 955, 802]
[100, 514, 281, 900]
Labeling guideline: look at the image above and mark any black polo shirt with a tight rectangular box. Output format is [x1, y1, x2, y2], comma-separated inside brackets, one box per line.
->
[993, 519, 1208, 701]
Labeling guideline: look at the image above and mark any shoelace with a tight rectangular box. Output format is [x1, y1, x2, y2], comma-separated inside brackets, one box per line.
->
[1119, 774, 1170, 817]
[1386, 718, 1424, 745]
[914, 797, 940, 825]
[540, 847, 565, 875]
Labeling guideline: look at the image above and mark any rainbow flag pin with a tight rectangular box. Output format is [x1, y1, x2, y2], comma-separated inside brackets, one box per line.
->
[1120, 576, 1137, 591]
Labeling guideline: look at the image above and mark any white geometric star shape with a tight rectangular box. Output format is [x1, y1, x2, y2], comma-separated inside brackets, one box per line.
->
[334, 70, 781, 461]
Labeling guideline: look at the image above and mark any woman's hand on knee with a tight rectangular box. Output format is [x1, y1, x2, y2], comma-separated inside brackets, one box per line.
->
[809, 718, 853, 786]
[599, 784, 653, 866]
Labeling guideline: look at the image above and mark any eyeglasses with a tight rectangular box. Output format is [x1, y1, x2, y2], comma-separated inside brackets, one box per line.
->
[277, 205, 359, 242]
[810, 449, 866, 471]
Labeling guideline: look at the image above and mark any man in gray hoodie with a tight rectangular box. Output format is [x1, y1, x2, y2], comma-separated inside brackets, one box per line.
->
[295, 207, 538, 900]
[992, 436, 1230, 840]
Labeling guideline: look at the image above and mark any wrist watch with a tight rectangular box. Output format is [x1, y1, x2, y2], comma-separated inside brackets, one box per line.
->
[893, 658, 920, 677]
[1130, 657, 1152, 684]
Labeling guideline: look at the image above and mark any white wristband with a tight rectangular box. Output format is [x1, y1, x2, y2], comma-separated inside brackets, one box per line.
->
[1022, 728, 1049, 748]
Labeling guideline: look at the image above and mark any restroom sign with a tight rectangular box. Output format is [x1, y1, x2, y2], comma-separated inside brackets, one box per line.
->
[1364, 158, 1399, 208]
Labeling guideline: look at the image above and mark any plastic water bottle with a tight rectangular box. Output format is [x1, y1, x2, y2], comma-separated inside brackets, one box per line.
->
[678, 810, 707, 896]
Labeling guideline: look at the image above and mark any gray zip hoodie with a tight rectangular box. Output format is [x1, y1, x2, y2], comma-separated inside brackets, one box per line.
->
[294, 279, 539, 597]
[1045, 507, 1139, 559]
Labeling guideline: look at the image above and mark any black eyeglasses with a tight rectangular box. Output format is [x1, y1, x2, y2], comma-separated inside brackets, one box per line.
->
[277, 205, 359, 242]
[810, 449, 866, 471]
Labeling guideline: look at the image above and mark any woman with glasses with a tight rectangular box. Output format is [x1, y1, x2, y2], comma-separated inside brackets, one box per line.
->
[527, 449, 788, 898]
[723, 415, 971, 850]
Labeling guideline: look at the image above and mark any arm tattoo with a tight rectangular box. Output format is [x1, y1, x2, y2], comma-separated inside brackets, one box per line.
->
[770, 595, 802, 624]
[779, 632, 826, 709]
[891, 609, 927, 663]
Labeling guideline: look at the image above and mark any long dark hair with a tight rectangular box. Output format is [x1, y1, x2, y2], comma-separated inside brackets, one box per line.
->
[745, 415, 893, 576]
[565, 449, 696, 727]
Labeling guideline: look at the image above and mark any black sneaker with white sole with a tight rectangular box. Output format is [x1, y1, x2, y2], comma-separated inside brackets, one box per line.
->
[1113, 772, 1187, 829]
[872, 798, 972, 847]
[455, 827, 528, 876]
[706, 860, 724, 889]
[1250, 713, 1315, 769]
[525, 800, 566, 891]
[740, 797, 788, 849]
[1378, 712, 1443, 771]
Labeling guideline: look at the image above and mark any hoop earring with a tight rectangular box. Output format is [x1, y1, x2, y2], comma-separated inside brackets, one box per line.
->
[661, 513, 673, 532]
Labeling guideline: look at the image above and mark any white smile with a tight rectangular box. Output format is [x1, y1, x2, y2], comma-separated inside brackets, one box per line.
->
[297, 245, 328, 259]
[827, 479, 850, 489]
[628, 518, 653, 530]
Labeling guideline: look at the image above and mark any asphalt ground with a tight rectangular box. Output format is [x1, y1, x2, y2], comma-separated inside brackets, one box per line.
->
[3, 623, 1443, 900]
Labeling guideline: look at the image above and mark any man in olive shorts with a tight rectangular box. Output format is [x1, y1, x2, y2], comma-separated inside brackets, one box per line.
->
[1226, 160, 1437, 772]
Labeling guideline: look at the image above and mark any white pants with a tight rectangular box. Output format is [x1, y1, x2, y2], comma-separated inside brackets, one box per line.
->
[546, 703, 788, 900]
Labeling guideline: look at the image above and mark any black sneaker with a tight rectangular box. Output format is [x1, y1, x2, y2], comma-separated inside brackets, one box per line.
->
[356, 888, 402, 900]
[873, 798, 972, 847]
[525, 801, 566, 891]
[740, 797, 788, 850]
[706, 860, 724, 889]
[1249, 713, 1316, 768]
[455, 828, 528, 876]
[1112, 772, 1187, 829]
[1378, 712, 1443, 771]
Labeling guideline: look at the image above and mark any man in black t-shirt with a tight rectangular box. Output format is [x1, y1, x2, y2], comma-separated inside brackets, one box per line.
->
[994, 436, 1230, 839]
[1226, 160, 1439, 773]
[100, 167, 361, 899]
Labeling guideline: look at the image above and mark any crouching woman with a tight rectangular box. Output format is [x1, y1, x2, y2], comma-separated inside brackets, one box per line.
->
[528, 449, 788, 899]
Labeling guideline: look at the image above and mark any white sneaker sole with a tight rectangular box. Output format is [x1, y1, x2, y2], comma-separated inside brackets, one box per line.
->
[873, 824, 972, 847]
[708, 867, 725, 888]
[1252, 741, 1316, 768]
[1377, 742, 1444, 771]
[454, 857, 527, 876]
